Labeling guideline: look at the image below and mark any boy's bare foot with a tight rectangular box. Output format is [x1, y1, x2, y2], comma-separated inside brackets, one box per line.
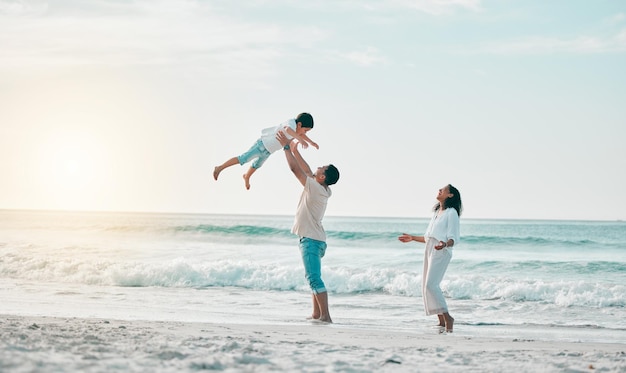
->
[243, 174, 251, 190]
[213, 166, 221, 180]
[318, 316, 332, 323]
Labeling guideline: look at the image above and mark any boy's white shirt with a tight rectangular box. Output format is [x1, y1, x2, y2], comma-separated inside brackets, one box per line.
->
[260, 119, 297, 153]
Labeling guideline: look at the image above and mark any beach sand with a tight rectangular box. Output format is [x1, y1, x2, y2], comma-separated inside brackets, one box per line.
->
[1, 314, 624, 372]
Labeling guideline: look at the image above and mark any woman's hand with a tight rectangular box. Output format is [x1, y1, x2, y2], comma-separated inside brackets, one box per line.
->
[398, 233, 413, 243]
[435, 241, 446, 250]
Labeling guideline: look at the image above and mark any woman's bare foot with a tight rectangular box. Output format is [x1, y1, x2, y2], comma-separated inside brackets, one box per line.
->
[437, 314, 445, 327]
[444, 314, 454, 333]
[243, 174, 251, 190]
[213, 166, 221, 180]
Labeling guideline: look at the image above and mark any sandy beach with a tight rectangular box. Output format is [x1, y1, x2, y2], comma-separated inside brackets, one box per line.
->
[2, 212, 625, 372]
[1, 314, 624, 372]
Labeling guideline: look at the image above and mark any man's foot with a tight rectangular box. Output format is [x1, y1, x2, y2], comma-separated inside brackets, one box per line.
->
[306, 314, 332, 323]
[213, 166, 221, 180]
[243, 174, 251, 190]
[317, 316, 332, 323]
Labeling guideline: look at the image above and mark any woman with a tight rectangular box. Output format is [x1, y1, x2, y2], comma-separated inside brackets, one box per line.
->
[398, 184, 462, 332]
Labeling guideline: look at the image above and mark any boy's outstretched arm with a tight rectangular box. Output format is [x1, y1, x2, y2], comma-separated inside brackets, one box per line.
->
[300, 133, 319, 149]
[284, 127, 312, 149]
[277, 131, 307, 186]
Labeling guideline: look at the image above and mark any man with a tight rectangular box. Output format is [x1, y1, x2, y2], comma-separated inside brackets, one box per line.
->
[276, 131, 340, 323]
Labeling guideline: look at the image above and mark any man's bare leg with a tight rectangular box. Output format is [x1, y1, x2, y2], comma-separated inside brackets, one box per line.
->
[214, 157, 239, 180]
[314, 292, 332, 323]
[308, 294, 321, 320]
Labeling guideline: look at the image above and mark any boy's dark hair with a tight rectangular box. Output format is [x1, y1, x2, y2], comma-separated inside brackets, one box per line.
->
[324, 164, 340, 186]
[296, 112, 314, 128]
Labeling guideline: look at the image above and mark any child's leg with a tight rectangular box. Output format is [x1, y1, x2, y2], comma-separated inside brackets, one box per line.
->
[213, 157, 239, 180]
[242, 148, 269, 190]
[243, 167, 257, 190]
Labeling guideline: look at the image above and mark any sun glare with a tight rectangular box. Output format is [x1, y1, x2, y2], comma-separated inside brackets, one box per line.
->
[58, 156, 91, 192]
[38, 131, 107, 210]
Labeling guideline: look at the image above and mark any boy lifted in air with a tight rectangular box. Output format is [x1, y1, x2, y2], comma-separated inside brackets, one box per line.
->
[213, 113, 318, 189]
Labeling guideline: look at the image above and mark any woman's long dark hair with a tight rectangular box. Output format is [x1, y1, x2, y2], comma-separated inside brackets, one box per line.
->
[433, 184, 463, 217]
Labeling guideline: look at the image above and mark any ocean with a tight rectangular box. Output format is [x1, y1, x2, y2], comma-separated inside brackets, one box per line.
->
[1, 209, 625, 344]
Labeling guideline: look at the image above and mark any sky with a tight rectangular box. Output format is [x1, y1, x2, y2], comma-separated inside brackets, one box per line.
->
[1, 0, 625, 221]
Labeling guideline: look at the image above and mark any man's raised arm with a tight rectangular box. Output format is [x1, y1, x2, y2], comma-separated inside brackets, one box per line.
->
[276, 131, 307, 186]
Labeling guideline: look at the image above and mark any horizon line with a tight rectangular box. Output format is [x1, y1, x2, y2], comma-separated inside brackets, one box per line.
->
[1, 207, 623, 223]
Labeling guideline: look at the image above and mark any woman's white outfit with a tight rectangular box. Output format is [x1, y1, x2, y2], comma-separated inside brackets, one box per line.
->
[422, 208, 460, 315]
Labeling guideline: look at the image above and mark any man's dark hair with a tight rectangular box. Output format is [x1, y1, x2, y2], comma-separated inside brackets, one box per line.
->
[296, 112, 314, 128]
[324, 164, 340, 186]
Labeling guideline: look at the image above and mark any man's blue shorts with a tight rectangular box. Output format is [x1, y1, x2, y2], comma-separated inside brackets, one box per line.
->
[299, 237, 327, 294]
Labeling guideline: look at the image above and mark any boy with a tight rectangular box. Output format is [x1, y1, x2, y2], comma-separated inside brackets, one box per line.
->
[213, 113, 318, 190]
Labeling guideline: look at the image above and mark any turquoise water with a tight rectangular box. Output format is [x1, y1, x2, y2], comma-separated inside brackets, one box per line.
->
[1, 210, 624, 342]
